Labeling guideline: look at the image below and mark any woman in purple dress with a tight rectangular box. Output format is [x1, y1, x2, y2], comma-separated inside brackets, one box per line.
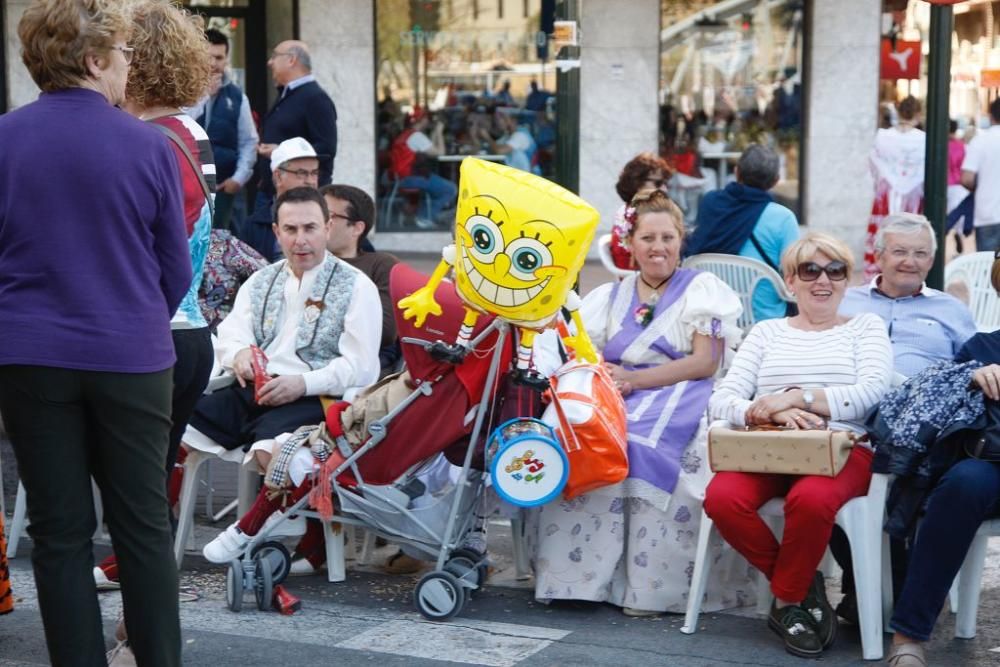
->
[532, 189, 752, 616]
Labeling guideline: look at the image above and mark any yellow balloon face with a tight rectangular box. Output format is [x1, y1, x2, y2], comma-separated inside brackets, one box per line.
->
[453, 158, 599, 326]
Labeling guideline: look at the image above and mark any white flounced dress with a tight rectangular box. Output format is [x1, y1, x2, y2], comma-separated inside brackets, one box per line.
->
[529, 269, 757, 613]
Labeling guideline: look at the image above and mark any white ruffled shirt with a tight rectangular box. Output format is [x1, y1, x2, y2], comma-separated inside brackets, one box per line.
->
[216, 258, 382, 396]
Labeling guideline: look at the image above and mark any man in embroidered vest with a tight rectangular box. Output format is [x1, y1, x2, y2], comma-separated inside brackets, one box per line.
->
[189, 28, 259, 233]
[180, 186, 381, 486]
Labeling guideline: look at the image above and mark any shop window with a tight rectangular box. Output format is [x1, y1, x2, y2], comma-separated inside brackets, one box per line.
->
[660, 0, 805, 221]
[375, 0, 556, 232]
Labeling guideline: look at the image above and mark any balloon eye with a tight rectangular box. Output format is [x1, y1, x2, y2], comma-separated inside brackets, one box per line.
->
[472, 226, 494, 253]
[514, 249, 540, 272]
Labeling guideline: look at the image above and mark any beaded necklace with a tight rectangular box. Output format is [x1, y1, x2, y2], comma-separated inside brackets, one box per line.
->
[633, 272, 673, 327]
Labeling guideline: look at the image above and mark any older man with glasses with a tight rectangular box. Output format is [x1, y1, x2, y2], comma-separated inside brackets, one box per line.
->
[250, 40, 336, 225]
[831, 212, 977, 627]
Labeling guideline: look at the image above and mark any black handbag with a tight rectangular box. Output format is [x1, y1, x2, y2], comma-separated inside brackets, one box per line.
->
[964, 400, 1000, 462]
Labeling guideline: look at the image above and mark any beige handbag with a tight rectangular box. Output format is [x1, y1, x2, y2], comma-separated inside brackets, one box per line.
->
[707, 422, 858, 477]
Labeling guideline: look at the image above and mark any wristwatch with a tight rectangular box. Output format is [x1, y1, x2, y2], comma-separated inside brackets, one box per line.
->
[802, 390, 815, 411]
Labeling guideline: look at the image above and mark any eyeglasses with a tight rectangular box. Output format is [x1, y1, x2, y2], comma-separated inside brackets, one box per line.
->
[796, 260, 849, 282]
[329, 212, 356, 224]
[110, 45, 134, 64]
[279, 166, 320, 179]
[644, 177, 666, 188]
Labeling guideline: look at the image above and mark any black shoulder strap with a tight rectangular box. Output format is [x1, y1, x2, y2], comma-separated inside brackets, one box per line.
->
[151, 121, 214, 217]
[748, 233, 779, 273]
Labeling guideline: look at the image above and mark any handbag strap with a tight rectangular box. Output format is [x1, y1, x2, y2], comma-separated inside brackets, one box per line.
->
[548, 389, 582, 453]
[150, 121, 215, 217]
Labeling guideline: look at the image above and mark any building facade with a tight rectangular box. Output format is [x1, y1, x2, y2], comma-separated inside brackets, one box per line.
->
[3, 0, 882, 259]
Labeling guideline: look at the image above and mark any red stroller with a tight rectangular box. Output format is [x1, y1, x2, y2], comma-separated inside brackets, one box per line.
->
[225, 263, 514, 620]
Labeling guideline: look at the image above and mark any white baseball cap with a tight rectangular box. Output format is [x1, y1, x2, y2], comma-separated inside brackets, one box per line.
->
[270, 137, 318, 172]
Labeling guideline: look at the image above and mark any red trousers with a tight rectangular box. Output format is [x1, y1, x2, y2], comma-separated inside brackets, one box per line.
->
[704, 446, 873, 603]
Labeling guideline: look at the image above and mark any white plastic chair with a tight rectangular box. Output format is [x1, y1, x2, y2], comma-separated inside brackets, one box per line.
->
[7, 480, 105, 559]
[596, 233, 634, 279]
[681, 467, 891, 661]
[945, 518, 1000, 638]
[682, 253, 796, 332]
[945, 251, 1000, 332]
[173, 374, 259, 567]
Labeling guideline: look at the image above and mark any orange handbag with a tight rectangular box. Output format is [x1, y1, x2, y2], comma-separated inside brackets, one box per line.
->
[544, 358, 629, 499]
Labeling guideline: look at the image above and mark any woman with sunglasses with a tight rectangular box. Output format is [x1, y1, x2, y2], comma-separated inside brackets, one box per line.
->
[533, 188, 749, 617]
[704, 233, 892, 659]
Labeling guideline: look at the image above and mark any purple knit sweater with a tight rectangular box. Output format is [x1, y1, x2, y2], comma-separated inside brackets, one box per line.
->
[0, 88, 191, 372]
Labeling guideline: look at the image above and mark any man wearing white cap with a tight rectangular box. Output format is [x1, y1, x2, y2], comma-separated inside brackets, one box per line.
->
[243, 137, 321, 260]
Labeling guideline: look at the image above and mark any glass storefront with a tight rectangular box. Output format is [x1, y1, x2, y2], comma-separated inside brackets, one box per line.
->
[375, 0, 558, 231]
[659, 0, 805, 220]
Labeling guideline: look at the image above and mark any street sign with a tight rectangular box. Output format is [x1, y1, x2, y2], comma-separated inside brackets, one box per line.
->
[553, 20, 578, 48]
[880, 38, 921, 80]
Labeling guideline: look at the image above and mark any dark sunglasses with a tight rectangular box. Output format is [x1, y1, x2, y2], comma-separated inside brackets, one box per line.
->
[796, 260, 848, 282]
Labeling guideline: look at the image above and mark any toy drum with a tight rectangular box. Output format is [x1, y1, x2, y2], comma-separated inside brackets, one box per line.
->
[488, 418, 568, 507]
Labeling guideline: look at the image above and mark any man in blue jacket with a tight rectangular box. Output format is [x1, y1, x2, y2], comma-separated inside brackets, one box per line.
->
[190, 28, 259, 233]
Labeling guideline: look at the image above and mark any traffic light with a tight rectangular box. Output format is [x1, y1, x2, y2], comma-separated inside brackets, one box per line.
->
[410, 0, 441, 32]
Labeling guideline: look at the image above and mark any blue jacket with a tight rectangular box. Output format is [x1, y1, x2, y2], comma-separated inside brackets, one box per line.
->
[197, 81, 242, 182]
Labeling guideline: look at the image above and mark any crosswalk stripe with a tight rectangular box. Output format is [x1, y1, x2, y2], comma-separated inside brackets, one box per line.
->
[8, 569, 571, 666]
[336, 618, 570, 667]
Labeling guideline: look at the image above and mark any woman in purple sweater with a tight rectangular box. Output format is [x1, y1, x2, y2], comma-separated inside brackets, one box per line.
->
[0, 1, 189, 665]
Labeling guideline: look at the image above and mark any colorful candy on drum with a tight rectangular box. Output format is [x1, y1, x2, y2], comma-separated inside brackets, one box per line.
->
[397, 157, 601, 388]
[488, 418, 568, 507]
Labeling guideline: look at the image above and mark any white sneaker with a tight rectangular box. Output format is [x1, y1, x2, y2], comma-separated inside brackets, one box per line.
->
[260, 511, 307, 539]
[202, 523, 249, 563]
[93, 566, 120, 591]
[289, 557, 326, 577]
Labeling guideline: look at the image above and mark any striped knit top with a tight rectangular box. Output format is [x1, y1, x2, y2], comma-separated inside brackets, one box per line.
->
[709, 312, 893, 435]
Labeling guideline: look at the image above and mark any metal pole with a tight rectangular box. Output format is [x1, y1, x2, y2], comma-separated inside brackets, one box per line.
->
[554, 0, 580, 193]
[925, 3, 954, 290]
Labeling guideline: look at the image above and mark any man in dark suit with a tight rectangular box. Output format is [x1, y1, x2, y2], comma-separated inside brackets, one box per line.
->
[251, 40, 336, 221]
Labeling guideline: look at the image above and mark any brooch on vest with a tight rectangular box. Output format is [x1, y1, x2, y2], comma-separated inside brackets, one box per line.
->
[304, 298, 326, 324]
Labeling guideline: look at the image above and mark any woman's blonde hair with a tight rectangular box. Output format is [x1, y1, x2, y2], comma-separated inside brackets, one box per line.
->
[18, 0, 133, 92]
[627, 188, 685, 239]
[126, 0, 210, 108]
[780, 232, 855, 279]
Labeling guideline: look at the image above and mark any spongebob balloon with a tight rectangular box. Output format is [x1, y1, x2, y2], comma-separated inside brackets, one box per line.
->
[398, 157, 599, 386]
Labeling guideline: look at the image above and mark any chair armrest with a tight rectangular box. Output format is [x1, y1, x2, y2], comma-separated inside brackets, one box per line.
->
[205, 374, 236, 394]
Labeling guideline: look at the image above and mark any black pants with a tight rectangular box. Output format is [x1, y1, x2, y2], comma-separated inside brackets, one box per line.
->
[167, 327, 214, 476]
[0, 365, 180, 667]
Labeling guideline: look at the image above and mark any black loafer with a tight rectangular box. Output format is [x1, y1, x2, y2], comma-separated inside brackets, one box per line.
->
[768, 601, 823, 659]
[801, 571, 837, 649]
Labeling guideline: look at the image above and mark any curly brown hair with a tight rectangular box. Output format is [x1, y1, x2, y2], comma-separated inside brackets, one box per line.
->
[615, 152, 674, 203]
[125, 0, 210, 109]
[18, 0, 133, 92]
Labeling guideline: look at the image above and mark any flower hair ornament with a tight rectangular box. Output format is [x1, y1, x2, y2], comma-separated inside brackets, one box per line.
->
[614, 205, 638, 250]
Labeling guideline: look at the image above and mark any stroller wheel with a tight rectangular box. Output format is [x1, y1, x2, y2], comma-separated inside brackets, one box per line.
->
[225, 560, 243, 612]
[414, 571, 465, 621]
[251, 541, 292, 586]
[444, 556, 480, 595]
[254, 556, 274, 611]
[449, 548, 489, 588]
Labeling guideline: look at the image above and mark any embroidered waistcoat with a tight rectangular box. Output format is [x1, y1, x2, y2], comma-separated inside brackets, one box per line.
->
[249, 254, 355, 369]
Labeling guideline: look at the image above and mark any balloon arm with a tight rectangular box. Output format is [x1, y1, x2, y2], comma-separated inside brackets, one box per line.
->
[396, 257, 451, 327]
[564, 307, 599, 364]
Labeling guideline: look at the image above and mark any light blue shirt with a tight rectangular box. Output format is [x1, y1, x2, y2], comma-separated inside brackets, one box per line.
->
[738, 201, 800, 321]
[839, 277, 978, 377]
